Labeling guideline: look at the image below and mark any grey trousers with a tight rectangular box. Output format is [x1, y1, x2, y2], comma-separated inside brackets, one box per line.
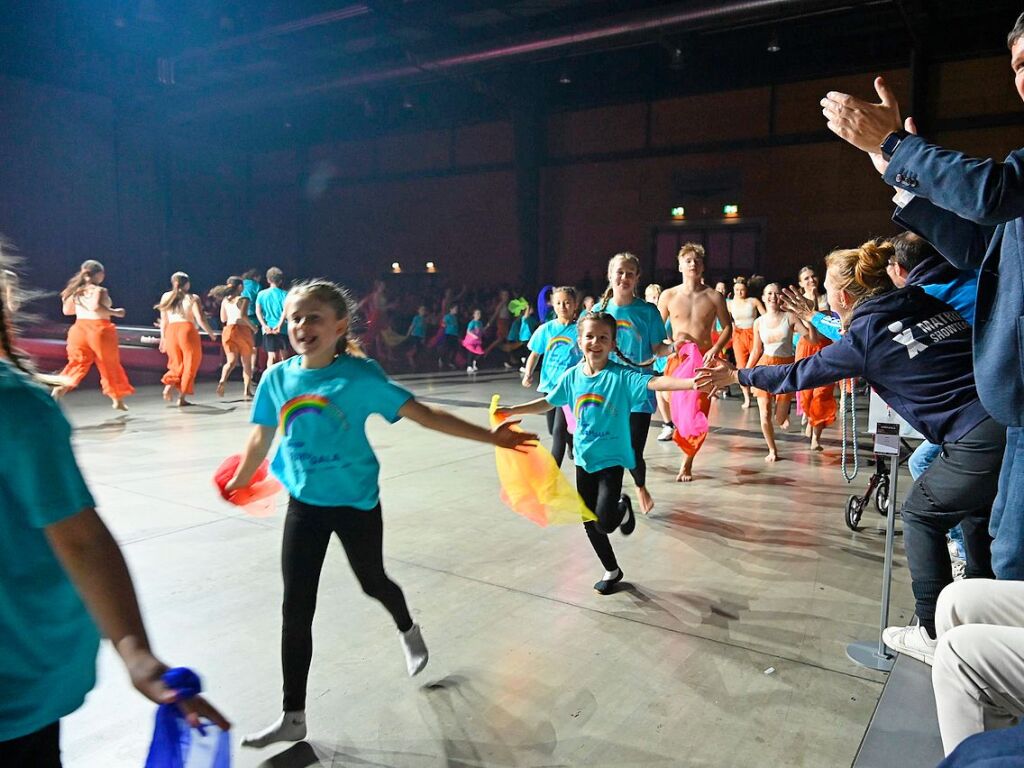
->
[933, 579, 1024, 755]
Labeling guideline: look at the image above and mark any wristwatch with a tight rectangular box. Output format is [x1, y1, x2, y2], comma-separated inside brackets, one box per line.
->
[880, 130, 909, 162]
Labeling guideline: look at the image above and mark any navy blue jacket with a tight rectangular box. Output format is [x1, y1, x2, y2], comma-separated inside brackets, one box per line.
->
[885, 134, 1024, 427]
[738, 288, 989, 445]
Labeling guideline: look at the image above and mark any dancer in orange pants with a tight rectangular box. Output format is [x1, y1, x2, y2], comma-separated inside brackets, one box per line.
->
[54, 260, 134, 409]
[795, 266, 837, 450]
[728, 280, 765, 408]
[211, 275, 256, 399]
[156, 271, 218, 407]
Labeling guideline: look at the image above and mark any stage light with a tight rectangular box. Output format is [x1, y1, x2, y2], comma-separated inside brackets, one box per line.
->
[767, 33, 781, 53]
[402, 93, 413, 110]
[391, 262, 402, 273]
[558, 70, 572, 85]
[671, 206, 686, 220]
[670, 48, 684, 71]
[426, 261, 436, 273]
[723, 204, 739, 217]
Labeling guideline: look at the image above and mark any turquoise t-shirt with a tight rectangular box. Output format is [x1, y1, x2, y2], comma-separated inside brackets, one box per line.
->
[467, 319, 483, 335]
[518, 314, 539, 342]
[256, 286, 288, 331]
[443, 313, 460, 337]
[545, 361, 651, 473]
[251, 355, 414, 509]
[242, 279, 261, 321]
[527, 320, 582, 394]
[0, 361, 100, 741]
[409, 315, 426, 338]
[653, 318, 673, 374]
[598, 298, 665, 414]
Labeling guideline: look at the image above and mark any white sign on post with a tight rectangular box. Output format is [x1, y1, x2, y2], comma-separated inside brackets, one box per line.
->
[874, 422, 901, 456]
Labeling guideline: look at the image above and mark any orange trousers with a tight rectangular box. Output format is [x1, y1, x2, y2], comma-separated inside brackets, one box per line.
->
[60, 319, 134, 398]
[732, 326, 755, 368]
[222, 323, 254, 358]
[752, 354, 795, 412]
[162, 322, 202, 395]
[795, 337, 837, 428]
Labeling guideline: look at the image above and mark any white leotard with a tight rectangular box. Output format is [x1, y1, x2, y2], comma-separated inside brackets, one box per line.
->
[758, 313, 795, 358]
[730, 298, 757, 329]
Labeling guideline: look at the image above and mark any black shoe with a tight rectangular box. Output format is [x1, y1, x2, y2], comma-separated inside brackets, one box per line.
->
[619, 494, 635, 536]
[594, 569, 624, 595]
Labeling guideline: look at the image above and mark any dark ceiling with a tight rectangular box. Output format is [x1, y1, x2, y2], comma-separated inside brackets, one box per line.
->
[2, 1, 1022, 148]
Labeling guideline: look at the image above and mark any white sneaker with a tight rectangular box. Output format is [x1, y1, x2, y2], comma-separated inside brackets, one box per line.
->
[657, 424, 675, 441]
[882, 624, 937, 665]
[466, 365, 475, 373]
[399, 623, 429, 676]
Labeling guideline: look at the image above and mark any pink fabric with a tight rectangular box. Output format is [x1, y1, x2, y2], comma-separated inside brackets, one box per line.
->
[669, 342, 709, 439]
[462, 330, 484, 355]
[562, 405, 576, 435]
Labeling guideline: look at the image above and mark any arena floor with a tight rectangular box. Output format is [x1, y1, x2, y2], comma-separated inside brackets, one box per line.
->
[60, 370, 914, 768]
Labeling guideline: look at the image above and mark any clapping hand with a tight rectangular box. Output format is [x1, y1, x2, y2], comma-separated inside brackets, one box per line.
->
[778, 286, 816, 321]
[821, 76, 902, 154]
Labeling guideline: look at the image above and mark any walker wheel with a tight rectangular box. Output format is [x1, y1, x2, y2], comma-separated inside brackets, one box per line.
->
[845, 495, 864, 531]
[875, 479, 890, 516]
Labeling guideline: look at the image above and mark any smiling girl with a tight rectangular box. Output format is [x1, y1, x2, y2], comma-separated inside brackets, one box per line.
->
[225, 279, 536, 749]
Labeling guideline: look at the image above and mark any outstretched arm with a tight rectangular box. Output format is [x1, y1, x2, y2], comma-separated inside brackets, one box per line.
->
[399, 399, 538, 451]
[226, 425, 276, 490]
[495, 397, 553, 417]
[47, 508, 229, 729]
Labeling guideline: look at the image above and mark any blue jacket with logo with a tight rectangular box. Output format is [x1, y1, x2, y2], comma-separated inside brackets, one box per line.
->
[885, 134, 1024, 427]
[738, 287, 988, 445]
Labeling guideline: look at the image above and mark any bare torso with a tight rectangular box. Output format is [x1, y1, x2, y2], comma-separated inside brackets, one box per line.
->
[660, 283, 727, 350]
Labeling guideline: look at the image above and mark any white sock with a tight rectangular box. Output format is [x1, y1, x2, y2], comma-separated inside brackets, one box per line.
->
[241, 710, 307, 749]
[602, 568, 620, 581]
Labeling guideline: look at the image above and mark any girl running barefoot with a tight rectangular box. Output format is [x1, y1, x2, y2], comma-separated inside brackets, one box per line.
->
[744, 283, 803, 462]
[210, 276, 256, 399]
[594, 253, 672, 514]
[53, 260, 135, 410]
[499, 312, 702, 595]
[795, 266, 837, 450]
[728, 280, 765, 409]
[225, 279, 535, 750]
[522, 287, 582, 467]
[156, 272, 218, 407]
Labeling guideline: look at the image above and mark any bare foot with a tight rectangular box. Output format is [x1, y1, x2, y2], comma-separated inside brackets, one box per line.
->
[111, 398, 128, 411]
[176, 396, 191, 407]
[163, 385, 174, 402]
[675, 468, 694, 482]
[810, 440, 824, 452]
[778, 418, 790, 431]
[51, 385, 68, 400]
[764, 451, 778, 463]
[637, 486, 655, 515]
[216, 381, 226, 398]
[741, 399, 752, 409]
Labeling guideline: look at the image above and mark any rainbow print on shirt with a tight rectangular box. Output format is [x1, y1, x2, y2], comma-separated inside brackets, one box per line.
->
[546, 335, 573, 351]
[615, 319, 633, 332]
[279, 395, 331, 435]
[574, 393, 605, 420]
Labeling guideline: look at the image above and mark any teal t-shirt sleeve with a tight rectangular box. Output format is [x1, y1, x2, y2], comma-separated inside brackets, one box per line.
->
[645, 305, 667, 352]
[624, 367, 652, 410]
[251, 373, 278, 427]
[527, 323, 549, 354]
[4, 390, 95, 528]
[364, 360, 414, 423]
[545, 367, 574, 408]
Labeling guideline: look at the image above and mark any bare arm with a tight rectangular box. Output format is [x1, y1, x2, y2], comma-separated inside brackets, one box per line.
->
[495, 396, 553, 417]
[191, 297, 218, 338]
[399, 399, 538, 451]
[752, 298, 767, 317]
[46, 508, 229, 729]
[745, 318, 764, 368]
[522, 351, 541, 387]
[705, 292, 734, 361]
[158, 307, 169, 353]
[656, 289, 671, 322]
[226, 425, 276, 490]
[649, 376, 696, 392]
[255, 300, 270, 333]
[62, 295, 77, 315]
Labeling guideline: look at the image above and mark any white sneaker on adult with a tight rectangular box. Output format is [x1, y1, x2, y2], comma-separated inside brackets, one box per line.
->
[882, 625, 937, 665]
[399, 623, 429, 676]
[657, 424, 674, 441]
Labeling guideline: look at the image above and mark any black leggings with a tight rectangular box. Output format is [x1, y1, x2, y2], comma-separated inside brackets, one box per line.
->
[0, 722, 60, 768]
[545, 405, 574, 468]
[577, 465, 625, 571]
[628, 412, 652, 487]
[281, 498, 412, 711]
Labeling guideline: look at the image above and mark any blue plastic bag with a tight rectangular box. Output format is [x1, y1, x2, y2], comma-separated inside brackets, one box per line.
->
[144, 668, 230, 768]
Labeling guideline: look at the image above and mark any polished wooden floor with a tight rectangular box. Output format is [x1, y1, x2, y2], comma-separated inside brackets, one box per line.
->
[60, 371, 915, 767]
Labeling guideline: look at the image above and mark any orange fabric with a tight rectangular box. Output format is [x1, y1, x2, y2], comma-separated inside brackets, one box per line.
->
[162, 322, 202, 395]
[751, 355, 795, 411]
[222, 323, 254, 358]
[60, 319, 134, 398]
[732, 326, 755, 368]
[795, 337, 838, 428]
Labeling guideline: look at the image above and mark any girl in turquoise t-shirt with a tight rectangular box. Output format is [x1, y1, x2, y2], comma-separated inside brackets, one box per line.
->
[522, 286, 581, 467]
[594, 252, 672, 517]
[226, 279, 536, 750]
[497, 312, 700, 595]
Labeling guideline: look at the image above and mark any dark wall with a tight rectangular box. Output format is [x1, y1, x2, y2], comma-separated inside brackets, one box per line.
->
[1, 54, 1022, 324]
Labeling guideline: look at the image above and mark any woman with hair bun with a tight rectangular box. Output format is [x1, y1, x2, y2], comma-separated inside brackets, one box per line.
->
[53, 260, 134, 409]
[698, 238, 1006, 665]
